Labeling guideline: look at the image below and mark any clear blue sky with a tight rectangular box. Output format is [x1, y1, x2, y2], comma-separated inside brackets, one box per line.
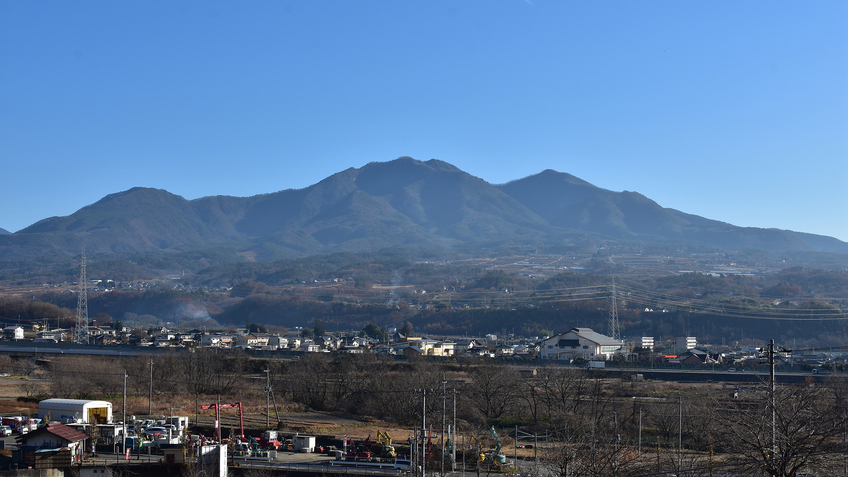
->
[2, 1, 846, 241]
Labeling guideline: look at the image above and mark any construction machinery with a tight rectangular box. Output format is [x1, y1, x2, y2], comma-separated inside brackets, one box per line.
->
[474, 426, 506, 467]
[200, 402, 244, 442]
[374, 430, 396, 460]
[345, 437, 372, 462]
[247, 435, 262, 456]
[483, 426, 507, 465]
[260, 430, 282, 450]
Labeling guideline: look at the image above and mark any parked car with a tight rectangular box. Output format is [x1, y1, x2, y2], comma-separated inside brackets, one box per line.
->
[0, 425, 11, 436]
[143, 427, 167, 438]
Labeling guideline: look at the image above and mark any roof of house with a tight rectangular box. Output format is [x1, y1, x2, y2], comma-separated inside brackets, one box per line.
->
[560, 328, 623, 346]
[19, 422, 88, 444]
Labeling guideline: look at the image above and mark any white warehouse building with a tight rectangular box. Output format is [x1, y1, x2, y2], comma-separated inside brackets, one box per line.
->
[541, 328, 623, 361]
[38, 398, 113, 424]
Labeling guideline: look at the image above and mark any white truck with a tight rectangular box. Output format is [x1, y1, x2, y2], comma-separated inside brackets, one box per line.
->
[164, 416, 189, 432]
[586, 361, 606, 369]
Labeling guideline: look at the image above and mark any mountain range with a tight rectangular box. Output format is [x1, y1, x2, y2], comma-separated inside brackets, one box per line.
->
[2, 157, 846, 262]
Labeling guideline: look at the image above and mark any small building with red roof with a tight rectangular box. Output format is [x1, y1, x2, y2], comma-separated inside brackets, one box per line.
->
[16, 422, 89, 467]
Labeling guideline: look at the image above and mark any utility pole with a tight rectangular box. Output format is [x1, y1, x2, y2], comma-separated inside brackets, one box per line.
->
[265, 368, 270, 428]
[769, 339, 776, 461]
[123, 369, 128, 457]
[441, 376, 447, 477]
[613, 411, 618, 473]
[638, 407, 642, 454]
[452, 389, 458, 472]
[760, 338, 789, 468]
[148, 358, 153, 415]
[417, 388, 427, 476]
[678, 392, 682, 471]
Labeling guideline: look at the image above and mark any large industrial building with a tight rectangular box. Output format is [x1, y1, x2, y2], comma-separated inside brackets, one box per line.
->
[38, 398, 113, 424]
[540, 327, 624, 361]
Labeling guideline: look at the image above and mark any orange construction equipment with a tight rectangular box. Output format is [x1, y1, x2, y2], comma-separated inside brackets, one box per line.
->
[201, 402, 244, 442]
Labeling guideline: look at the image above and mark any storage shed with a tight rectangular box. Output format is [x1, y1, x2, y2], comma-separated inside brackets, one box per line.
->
[293, 435, 315, 453]
[38, 399, 113, 424]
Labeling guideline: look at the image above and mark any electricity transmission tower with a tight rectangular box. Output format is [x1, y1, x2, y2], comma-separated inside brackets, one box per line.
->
[608, 275, 620, 341]
[75, 247, 89, 344]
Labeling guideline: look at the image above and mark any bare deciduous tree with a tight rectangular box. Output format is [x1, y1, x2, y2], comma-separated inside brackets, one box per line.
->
[465, 365, 520, 420]
[712, 382, 848, 477]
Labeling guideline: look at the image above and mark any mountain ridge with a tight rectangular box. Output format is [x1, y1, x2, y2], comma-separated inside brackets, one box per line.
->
[1, 157, 846, 261]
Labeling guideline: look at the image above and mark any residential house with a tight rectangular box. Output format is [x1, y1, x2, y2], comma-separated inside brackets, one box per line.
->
[90, 334, 117, 346]
[267, 335, 288, 349]
[175, 333, 196, 347]
[405, 337, 455, 356]
[200, 334, 233, 348]
[402, 346, 424, 358]
[16, 422, 89, 467]
[340, 346, 365, 354]
[234, 333, 269, 348]
[496, 345, 515, 357]
[301, 343, 321, 353]
[4, 325, 24, 341]
[679, 349, 720, 365]
[318, 335, 342, 351]
[34, 329, 67, 343]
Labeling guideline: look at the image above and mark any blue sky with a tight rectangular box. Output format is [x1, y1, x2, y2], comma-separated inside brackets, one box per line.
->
[1, 1, 846, 241]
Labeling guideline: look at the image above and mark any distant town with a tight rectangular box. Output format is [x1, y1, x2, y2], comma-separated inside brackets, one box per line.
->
[2, 317, 842, 374]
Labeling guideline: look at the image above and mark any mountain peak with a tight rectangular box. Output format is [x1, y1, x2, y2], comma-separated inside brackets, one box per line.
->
[1, 159, 846, 260]
[423, 158, 463, 173]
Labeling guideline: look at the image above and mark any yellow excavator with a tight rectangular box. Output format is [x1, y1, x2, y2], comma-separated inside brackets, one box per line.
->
[375, 430, 397, 460]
